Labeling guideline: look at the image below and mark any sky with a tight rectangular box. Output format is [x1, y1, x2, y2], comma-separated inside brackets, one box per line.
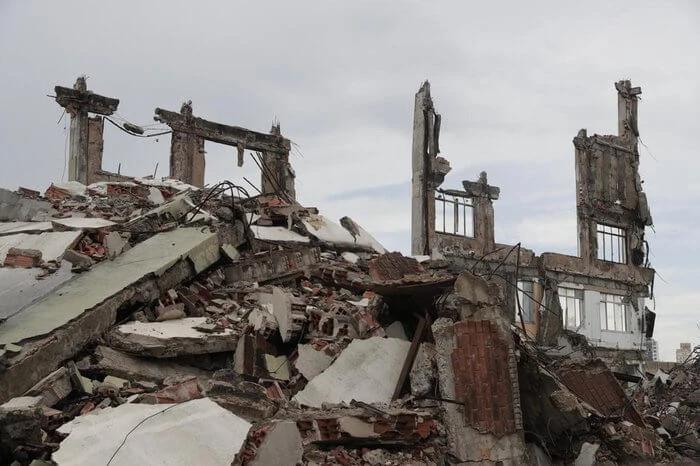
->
[0, 1, 697, 361]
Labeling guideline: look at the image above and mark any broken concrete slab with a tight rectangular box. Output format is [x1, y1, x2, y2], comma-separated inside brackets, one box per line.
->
[0, 221, 53, 236]
[206, 373, 277, 421]
[250, 225, 310, 243]
[295, 344, 334, 381]
[24, 367, 72, 407]
[0, 396, 42, 412]
[0, 227, 219, 348]
[53, 397, 251, 466]
[141, 377, 202, 404]
[302, 214, 379, 252]
[247, 421, 303, 466]
[0, 188, 55, 222]
[0, 231, 82, 264]
[91, 345, 209, 383]
[50, 217, 115, 231]
[339, 216, 386, 254]
[107, 317, 237, 358]
[0, 228, 221, 403]
[293, 337, 410, 408]
[224, 247, 320, 284]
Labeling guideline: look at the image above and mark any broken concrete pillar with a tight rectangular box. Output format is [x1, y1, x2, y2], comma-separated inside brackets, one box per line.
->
[169, 101, 206, 187]
[260, 123, 296, 200]
[54, 77, 119, 185]
[462, 171, 500, 252]
[411, 81, 450, 256]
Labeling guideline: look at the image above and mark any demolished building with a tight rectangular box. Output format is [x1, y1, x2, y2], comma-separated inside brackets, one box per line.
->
[411, 80, 656, 370]
[0, 77, 696, 465]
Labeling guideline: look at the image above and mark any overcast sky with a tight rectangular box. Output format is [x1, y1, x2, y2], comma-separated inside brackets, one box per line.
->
[0, 1, 697, 360]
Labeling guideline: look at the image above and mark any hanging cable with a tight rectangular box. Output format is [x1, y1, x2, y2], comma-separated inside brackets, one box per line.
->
[104, 116, 172, 138]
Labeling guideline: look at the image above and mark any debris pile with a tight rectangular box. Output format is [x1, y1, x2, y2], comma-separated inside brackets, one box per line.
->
[0, 178, 696, 464]
[638, 351, 700, 460]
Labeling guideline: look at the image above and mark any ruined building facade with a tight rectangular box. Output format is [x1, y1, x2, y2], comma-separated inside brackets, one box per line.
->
[411, 80, 655, 367]
[56, 77, 296, 200]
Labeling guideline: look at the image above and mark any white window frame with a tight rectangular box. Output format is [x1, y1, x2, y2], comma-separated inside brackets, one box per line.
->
[599, 293, 628, 332]
[559, 287, 583, 329]
[596, 223, 627, 264]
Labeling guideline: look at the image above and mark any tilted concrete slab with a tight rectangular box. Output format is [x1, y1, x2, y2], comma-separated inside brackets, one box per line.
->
[293, 337, 410, 407]
[53, 398, 251, 466]
[250, 225, 310, 243]
[0, 262, 73, 320]
[0, 221, 53, 236]
[107, 318, 237, 358]
[50, 217, 115, 230]
[91, 345, 210, 383]
[0, 231, 82, 263]
[0, 227, 219, 347]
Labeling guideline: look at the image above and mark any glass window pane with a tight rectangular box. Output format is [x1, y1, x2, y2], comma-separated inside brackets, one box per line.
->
[600, 301, 606, 330]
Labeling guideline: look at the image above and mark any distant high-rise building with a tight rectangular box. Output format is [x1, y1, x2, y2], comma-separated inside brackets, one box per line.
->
[676, 342, 692, 363]
[645, 338, 659, 361]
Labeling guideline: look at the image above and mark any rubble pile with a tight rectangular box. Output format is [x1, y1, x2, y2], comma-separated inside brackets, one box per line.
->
[638, 352, 700, 459]
[0, 178, 695, 465]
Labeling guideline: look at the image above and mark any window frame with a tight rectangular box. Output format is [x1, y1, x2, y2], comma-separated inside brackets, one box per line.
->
[599, 293, 628, 332]
[596, 223, 627, 264]
[516, 280, 536, 323]
[558, 286, 584, 329]
[435, 191, 474, 238]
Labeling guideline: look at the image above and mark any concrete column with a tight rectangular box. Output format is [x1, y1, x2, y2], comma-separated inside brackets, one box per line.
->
[616, 80, 641, 143]
[169, 130, 205, 187]
[411, 82, 434, 256]
[260, 124, 296, 201]
[67, 109, 89, 184]
[86, 116, 105, 185]
[168, 101, 205, 187]
[463, 172, 499, 253]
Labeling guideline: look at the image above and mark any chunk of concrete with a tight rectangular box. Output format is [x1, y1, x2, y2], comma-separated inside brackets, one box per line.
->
[0, 231, 82, 264]
[50, 217, 115, 231]
[0, 188, 55, 222]
[295, 344, 334, 381]
[104, 231, 127, 259]
[574, 442, 599, 466]
[53, 398, 252, 466]
[258, 287, 306, 343]
[25, 367, 72, 407]
[0, 396, 42, 412]
[92, 346, 209, 384]
[107, 318, 238, 358]
[409, 343, 436, 397]
[248, 421, 303, 466]
[293, 337, 410, 407]
[0, 228, 219, 348]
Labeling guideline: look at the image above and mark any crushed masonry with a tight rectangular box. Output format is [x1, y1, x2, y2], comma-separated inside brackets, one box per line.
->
[0, 77, 692, 466]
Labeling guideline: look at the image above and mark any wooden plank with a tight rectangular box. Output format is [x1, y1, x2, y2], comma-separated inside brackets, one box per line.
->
[154, 108, 290, 153]
[391, 315, 427, 400]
